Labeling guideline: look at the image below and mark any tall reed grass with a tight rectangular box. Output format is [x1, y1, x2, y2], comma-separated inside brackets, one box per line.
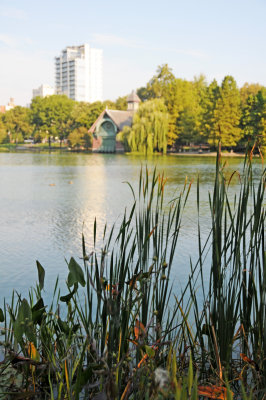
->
[0, 149, 265, 399]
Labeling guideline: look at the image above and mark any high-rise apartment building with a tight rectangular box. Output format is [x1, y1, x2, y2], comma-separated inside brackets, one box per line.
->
[55, 44, 103, 103]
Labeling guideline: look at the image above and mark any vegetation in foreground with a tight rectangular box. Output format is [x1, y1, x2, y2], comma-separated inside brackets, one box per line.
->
[0, 149, 265, 399]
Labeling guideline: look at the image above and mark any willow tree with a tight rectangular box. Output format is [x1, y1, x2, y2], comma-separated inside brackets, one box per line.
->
[119, 99, 168, 154]
[138, 65, 177, 146]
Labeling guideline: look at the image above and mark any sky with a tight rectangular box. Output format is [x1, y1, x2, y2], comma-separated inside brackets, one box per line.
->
[0, 0, 266, 106]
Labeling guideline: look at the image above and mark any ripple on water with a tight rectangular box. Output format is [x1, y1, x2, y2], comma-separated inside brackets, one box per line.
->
[0, 152, 261, 302]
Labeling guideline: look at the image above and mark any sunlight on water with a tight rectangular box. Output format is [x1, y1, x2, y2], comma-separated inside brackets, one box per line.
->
[0, 152, 261, 303]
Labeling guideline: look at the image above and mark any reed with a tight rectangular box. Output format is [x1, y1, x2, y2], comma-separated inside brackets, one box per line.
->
[0, 149, 265, 399]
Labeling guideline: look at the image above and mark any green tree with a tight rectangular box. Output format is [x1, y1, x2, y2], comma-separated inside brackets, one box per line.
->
[115, 96, 128, 111]
[86, 102, 105, 128]
[71, 102, 92, 129]
[212, 76, 242, 148]
[3, 106, 32, 143]
[0, 116, 8, 143]
[241, 89, 266, 154]
[119, 99, 168, 154]
[136, 86, 150, 102]
[200, 79, 220, 145]
[31, 95, 75, 145]
[146, 65, 179, 146]
[71, 101, 106, 131]
[175, 76, 207, 146]
[240, 82, 263, 108]
[103, 100, 116, 109]
[147, 64, 176, 99]
[68, 126, 92, 149]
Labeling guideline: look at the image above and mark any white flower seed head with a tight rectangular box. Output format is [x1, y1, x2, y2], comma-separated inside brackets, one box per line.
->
[154, 367, 169, 388]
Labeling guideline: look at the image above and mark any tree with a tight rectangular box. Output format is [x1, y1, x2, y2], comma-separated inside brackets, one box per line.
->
[0, 116, 8, 143]
[71, 102, 92, 129]
[200, 79, 220, 145]
[240, 83, 263, 108]
[71, 101, 106, 131]
[3, 106, 32, 143]
[86, 102, 105, 128]
[103, 100, 116, 110]
[212, 76, 242, 148]
[31, 95, 75, 145]
[241, 89, 266, 154]
[68, 127, 92, 150]
[119, 99, 168, 154]
[138, 65, 180, 146]
[147, 64, 176, 99]
[175, 76, 207, 146]
[136, 87, 150, 102]
[115, 96, 128, 110]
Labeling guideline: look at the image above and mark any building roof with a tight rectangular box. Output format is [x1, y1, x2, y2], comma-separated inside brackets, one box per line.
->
[127, 91, 141, 103]
[89, 109, 134, 133]
[107, 110, 134, 130]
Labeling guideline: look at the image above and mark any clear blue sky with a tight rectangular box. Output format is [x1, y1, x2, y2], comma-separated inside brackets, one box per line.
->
[0, 0, 265, 106]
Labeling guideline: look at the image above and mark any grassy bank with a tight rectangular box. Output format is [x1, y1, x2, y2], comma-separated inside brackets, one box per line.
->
[0, 143, 69, 152]
[0, 149, 265, 399]
[0, 143, 253, 157]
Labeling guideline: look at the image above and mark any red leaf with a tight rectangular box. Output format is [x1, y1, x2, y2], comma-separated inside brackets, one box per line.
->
[198, 385, 233, 399]
[134, 319, 146, 340]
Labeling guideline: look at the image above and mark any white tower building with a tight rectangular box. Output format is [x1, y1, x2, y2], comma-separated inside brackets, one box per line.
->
[55, 44, 103, 103]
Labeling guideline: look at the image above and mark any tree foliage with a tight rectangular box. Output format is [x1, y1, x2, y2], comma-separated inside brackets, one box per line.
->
[212, 76, 242, 147]
[68, 127, 92, 149]
[0, 116, 8, 143]
[31, 95, 75, 144]
[115, 96, 128, 110]
[119, 99, 168, 154]
[0, 66, 265, 153]
[241, 89, 266, 154]
[71, 101, 105, 130]
[2, 106, 32, 143]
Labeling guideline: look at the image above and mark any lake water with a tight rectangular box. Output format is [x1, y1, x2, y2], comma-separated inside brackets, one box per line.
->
[0, 152, 262, 304]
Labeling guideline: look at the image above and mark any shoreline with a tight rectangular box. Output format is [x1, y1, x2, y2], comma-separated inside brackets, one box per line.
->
[168, 151, 248, 157]
[0, 146, 251, 157]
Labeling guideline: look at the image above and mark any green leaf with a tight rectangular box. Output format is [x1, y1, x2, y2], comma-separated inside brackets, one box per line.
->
[0, 307, 4, 322]
[67, 257, 85, 287]
[36, 260, 45, 290]
[31, 298, 45, 325]
[145, 345, 155, 358]
[60, 282, 78, 303]
[57, 318, 71, 335]
[187, 354, 193, 396]
[14, 299, 35, 345]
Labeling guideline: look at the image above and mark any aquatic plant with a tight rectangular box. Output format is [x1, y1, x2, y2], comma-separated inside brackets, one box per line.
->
[0, 149, 264, 399]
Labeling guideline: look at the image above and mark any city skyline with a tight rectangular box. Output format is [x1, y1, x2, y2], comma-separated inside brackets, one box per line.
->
[0, 0, 266, 106]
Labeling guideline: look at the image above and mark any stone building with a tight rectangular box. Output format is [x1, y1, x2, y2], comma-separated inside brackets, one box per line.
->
[89, 91, 140, 153]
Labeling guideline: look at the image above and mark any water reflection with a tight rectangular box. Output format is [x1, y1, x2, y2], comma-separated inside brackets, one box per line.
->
[0, 152, 261, 302]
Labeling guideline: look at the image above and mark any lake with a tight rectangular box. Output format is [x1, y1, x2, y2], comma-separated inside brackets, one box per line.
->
[0, 152, 262, 303]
